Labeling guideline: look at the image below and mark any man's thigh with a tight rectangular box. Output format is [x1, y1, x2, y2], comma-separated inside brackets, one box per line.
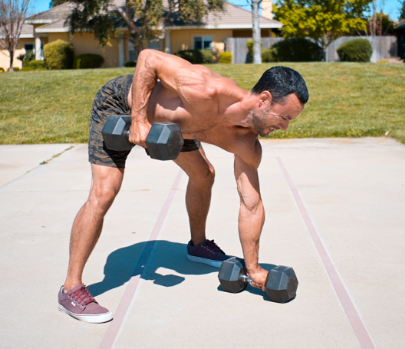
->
[174, 146, 215, 181]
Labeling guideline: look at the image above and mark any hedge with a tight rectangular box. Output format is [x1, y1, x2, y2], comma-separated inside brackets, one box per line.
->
[124, 61, 136, 67]
[337, 39, 373, 62]
[73, 54, 104, 69]
[44, 39, 74, 70]
[24, 60, 47, 70]
[270, 38, 323, 62]
[219, 52, 232, 64]
[174, 49, 213, 64]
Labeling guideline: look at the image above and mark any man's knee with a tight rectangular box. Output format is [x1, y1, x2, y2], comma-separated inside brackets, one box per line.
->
[87, 185, 120, 214]
[190, 164, 215, 187]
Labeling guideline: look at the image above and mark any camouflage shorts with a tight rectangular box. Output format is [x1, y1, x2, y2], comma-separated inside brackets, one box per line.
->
[89, 75, 202, 168]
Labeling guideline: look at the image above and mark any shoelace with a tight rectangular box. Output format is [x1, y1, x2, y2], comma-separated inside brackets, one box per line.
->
[204, 240, 225, 254]
[70, 285, 96, 306]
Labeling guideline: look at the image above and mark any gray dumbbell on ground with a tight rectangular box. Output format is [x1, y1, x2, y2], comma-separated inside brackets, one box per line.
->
[218, 257, 298, 303]
[101, 115, 184, 161]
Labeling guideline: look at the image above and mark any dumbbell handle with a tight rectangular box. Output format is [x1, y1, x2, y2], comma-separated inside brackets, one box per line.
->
[240, 274, 253, 284]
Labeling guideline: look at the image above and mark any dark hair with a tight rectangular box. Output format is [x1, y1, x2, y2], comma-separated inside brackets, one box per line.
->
[251, 66, 309, 104]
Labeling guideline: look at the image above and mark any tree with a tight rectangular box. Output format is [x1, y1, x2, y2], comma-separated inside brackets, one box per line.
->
[0, 0, 31, 72]
[67, 0, 225, 58]
[273, 0, 372, 58]
[50, 0, 69, 7]
[399, 0, 405, 21]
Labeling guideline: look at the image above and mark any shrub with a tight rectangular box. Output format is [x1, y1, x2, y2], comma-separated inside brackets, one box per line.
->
[25, 60, 47, 70]
[73, 54, 104, 69]
[247, 40, 263, 61]
[124, 61, 136, 67]
[44, 39, 74, 70]
[219, 52, 232, 64]
[7, 67, 20, 72]
[174, 49, 213, 64]
[337, 39, 372, 62]
[261, 47, 277, 63]
[0, 67, 4, 73]
[270, 38, 323, 62]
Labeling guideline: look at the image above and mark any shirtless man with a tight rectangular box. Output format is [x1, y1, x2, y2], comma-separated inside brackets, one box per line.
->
[58, 50, 309, 323]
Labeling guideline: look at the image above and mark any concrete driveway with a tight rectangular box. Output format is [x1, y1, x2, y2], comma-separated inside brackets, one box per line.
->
[0, 137, 404, 349]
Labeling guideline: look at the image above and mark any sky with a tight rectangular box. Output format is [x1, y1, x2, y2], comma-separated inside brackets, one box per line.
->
[29, 0, 403, 21]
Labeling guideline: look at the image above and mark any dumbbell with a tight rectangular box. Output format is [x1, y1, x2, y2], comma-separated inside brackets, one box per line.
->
[101, 115, 184, 161]
[218, 257, 298, 303]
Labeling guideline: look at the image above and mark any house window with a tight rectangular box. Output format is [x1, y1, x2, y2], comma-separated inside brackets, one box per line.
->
[128, 41, 136, 62]
[147, 39, 161, 50]
[24, 44, 34, 54]
[194, 36, 213, 50]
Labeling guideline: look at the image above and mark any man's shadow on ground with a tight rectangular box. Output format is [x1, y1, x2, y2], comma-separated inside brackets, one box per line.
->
[88, 240, 278, 301]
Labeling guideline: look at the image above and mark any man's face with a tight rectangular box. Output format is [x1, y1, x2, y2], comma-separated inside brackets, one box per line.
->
[252, 93, 304, 137]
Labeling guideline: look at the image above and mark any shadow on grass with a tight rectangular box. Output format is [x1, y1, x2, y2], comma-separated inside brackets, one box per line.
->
[87, 240, 280, 301]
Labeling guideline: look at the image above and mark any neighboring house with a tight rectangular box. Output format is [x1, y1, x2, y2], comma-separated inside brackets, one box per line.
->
[1, 0, 281, 69]
[0, 24, 35, 70]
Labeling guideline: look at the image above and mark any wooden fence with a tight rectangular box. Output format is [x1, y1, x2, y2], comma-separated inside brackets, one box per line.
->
[224, 36, 397, 64]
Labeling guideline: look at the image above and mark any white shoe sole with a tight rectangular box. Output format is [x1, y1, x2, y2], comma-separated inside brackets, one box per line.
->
[58, 304, 113, 323]
[187, 254, 224, 268]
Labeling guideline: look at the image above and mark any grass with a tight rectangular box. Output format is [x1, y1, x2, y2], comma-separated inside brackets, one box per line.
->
[0, 63, 404, 145]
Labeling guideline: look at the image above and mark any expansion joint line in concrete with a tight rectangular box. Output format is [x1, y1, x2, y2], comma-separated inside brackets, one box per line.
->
[276, 157, 375, 349]
[99, 169, 184, 349]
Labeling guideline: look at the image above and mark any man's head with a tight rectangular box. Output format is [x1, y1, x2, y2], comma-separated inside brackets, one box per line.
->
[249, 66, 309, 137]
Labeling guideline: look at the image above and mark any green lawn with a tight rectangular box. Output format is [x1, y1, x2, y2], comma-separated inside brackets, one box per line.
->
[0, 63, 404, 145]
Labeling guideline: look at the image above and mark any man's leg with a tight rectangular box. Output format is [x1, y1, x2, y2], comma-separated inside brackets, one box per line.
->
[64, 164, 124, 291]
[174, 147, 215, 245]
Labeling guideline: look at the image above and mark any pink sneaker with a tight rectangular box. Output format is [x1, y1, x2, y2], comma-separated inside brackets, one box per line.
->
[58, 284, 113, 323]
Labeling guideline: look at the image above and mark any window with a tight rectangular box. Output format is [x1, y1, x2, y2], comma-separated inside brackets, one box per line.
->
[24, 44, 34, 54]
[194, 36, 213, 50]
[147, 39, 161, 50]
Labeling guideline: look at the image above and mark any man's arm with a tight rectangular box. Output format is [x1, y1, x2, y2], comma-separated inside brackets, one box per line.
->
[234, 140, 268, 290]
[129, 49, 191, 147]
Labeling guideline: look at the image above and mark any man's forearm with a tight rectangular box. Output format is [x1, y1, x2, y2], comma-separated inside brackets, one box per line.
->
[238, 200, 265, 273]
[131, 50, 158, 123]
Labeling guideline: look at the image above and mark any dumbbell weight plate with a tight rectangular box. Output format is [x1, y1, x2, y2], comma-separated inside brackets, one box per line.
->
[265, 266, 298, 303]
[145, 123, 184, 161]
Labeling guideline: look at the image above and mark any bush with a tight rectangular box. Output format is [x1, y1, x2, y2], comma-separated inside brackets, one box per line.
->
[73, 54, 104, 69]
[7, 67, 20, 72]
[24, 60, 47, 70]
[219, 52, 232, 64]
[337, 39, 372, 62]
[270, 38, 323, 62]
[246, 40, 263, 61]
[44, 39, 74, 70]
[261, 47, 277, 62]
[0, 67, 4, 73]
[174, 49, 213, 64]
[124, 61, 136, 67]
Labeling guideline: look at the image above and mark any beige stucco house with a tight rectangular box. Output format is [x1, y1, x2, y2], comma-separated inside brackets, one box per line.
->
[0, 0, 281, 70]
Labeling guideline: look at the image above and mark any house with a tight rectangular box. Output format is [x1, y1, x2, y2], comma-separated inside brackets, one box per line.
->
[0, 0, 281, 70]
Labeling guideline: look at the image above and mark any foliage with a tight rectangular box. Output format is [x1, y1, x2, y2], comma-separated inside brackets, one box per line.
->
[371, 12, 395, 35]
[174, 49, 213, 64]
[261, 47, 276, 62]
[50, 0, 69, 6]
[400, 0, 405, 21]
[124, 61, 137, 67]
[73, 54, 104, 69]
[271, 38, 324, 62]
[44, 39, 74, 70]
[67, 0, 226, 58]
[7, 67, 20, 71]
[0, 64, 404, 145]
[219, 52, 232, 63]
[0, 67, 4, 72]
[0, 0, 31, 71]
[247, 39, 263, 58]
[274, 0, 371, 52]
[24, 60, 47, 70]
[337, 39, 372, 62]
[17, 50, 35, 67]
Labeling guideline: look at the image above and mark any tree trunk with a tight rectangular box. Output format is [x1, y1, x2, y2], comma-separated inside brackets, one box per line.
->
[251, 0, 262, 64]
[9, 48, 14, 72]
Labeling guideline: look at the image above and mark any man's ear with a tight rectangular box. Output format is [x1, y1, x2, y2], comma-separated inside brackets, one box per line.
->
[259, 91, 272, 107]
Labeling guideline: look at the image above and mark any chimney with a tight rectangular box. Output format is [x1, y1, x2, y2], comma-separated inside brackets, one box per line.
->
[261, 0, 273, 19]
